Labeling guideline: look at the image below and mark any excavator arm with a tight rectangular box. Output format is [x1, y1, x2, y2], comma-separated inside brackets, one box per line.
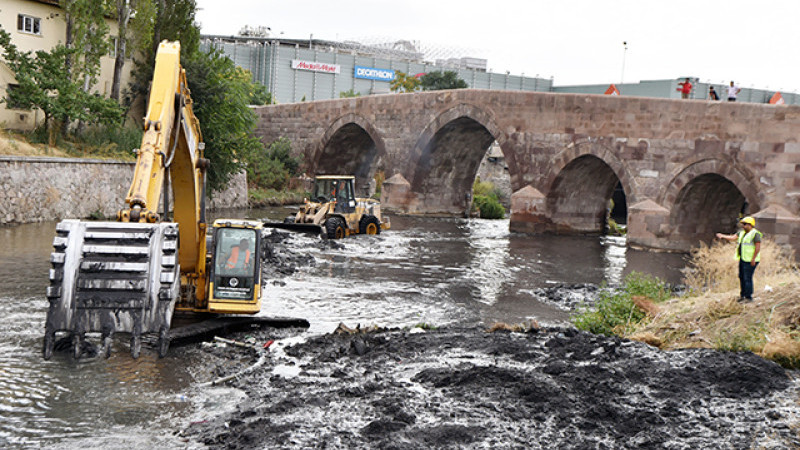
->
[43, 41, 210, 359]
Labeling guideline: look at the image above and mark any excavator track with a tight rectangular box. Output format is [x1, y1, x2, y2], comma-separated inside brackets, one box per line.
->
[44, 220, 181, 359]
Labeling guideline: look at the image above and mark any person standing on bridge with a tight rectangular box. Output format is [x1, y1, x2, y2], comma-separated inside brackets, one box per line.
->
[678, 78, 693, 99]
[715, 216, 762, 303]
[726, 81, 742, 102]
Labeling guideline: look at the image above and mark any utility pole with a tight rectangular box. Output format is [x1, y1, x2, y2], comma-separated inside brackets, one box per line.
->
[620, 41, 628, 84]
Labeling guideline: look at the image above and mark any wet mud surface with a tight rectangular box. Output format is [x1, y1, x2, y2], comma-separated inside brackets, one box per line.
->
[182, 324, 800, 449]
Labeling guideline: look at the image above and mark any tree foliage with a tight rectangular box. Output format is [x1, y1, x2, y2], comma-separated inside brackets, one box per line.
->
[390, 71, 421, 93]
[420, 71, 468, 90]
[244, 137, 301, 190]
[0, 29, 122, 143]
[182, 49, 264, 191]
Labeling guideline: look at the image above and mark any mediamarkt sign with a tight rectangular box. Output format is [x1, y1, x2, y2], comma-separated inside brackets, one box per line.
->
[354, 66, 396, 82]
[291, 59, 340, 74]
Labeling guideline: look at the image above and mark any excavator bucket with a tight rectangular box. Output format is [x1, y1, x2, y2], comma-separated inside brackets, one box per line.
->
[43, 220, 181, 359]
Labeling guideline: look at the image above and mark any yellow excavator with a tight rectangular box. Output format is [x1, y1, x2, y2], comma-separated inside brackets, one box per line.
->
[43, 42, 263, 359]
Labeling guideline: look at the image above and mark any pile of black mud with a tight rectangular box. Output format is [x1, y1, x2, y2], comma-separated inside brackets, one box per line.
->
[181, 325, 800, 449]
[261, 230, 339, 280]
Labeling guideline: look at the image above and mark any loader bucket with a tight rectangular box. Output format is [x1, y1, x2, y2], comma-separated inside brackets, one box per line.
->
[43, 220, 180, 359]
[262, 221, 324, 236]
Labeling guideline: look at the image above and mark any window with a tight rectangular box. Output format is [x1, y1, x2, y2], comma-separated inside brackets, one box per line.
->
[17, 14, 41, 35]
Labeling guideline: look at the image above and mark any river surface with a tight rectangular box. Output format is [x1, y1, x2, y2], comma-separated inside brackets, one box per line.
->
[0, 207, 686, 448]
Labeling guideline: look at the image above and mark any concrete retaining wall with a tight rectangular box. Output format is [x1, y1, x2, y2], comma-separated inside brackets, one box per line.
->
[0, 156, 248, 224]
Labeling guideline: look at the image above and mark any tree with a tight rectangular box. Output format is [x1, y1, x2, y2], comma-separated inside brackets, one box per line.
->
[130, 0, 199, 105]
[181, 49, 264, 192]
[60, 0, 112, 134]
[61, 0, 111, 89]
[111, 0, 156, 101]
[420, 71, 468, 91]
[0, 29, 123, 144]
[390, 71, 420, 93]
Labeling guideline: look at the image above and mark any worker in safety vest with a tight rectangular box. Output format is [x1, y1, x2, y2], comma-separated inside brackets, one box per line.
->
[716, 216, 762, 303]
[225, 239, 252, 270]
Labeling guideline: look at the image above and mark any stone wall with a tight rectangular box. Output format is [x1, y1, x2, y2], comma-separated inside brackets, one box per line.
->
[0, 156, 248, 224]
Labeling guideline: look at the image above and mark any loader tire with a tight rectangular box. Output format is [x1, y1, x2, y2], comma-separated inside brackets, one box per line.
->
[325, 217, 346, 239]
[359, 215, 381, 235]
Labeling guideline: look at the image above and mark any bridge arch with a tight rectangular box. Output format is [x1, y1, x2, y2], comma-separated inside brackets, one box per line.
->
[408, 104, 502, 214]
[313, 113, 386, 196]
[541, 141, 635, 233]
[659, 158, 763, 248]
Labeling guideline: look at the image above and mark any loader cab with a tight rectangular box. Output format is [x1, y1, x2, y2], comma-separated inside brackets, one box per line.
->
[312, 176, 355, 213]
[208, 220, 262, 314]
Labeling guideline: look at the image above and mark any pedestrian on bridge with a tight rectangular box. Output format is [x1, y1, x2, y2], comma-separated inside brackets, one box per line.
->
[727, 81, 742, 101]
[678, 78, 693, 99]
[708, 86, 719, 100]
[715, 216, 762, 303]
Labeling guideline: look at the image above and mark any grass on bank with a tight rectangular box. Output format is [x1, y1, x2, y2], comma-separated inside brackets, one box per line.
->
[572, 238, 800, 368]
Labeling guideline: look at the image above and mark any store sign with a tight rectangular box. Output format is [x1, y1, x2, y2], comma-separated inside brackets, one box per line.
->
[291, 59, 340, 74]
[354, 66, 395, 82]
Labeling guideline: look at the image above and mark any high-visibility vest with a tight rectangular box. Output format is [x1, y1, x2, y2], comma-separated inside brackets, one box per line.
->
[226, 247, 251, 269]
[736, 228, 762, 263]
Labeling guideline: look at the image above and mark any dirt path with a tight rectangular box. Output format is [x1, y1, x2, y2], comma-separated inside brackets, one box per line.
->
[180, 324, 800, 449]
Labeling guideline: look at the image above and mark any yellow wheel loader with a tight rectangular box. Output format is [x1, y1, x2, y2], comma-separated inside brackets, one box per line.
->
[272, 175, 390, 239]
[43, 42, 264, 360]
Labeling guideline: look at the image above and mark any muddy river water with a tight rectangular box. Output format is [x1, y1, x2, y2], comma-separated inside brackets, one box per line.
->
[0, 207, 688, 448]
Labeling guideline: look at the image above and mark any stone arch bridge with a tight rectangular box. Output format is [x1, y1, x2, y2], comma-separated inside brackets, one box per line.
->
[253, 90, 800, 252]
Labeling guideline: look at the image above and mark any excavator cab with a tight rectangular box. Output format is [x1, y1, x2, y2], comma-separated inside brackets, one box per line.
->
[206, 220, 262, 314]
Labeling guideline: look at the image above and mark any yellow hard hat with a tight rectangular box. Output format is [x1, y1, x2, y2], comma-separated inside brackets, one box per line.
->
[740, 216, 755, 226]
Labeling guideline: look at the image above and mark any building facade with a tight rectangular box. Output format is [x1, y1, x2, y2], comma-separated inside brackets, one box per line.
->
[0, 0, 133, 130]
[200, 35, 554, 104]
[202, 35, 798, 107]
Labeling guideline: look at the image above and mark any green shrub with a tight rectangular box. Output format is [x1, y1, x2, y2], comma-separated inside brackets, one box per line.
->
[473, 194, 506, 219]
[572, 288, 644, 336]
[623, 271, 671, 302]
[472, 178, 506, 219]
[572, 272, 670, 336]
[244, 137, 301, 191]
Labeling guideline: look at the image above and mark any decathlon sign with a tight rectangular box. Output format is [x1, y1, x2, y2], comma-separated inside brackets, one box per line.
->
[291, 60, 340, 74]
[354, 66, 396, 82]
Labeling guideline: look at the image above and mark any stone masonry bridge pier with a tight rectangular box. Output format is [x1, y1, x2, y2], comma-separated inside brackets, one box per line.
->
[253, 90, 800, 253]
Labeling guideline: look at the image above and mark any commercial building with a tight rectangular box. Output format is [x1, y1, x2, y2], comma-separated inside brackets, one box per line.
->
[0, 0, 133, 130]
[200, 35, 553, 104]
[201, 34, 799, 106]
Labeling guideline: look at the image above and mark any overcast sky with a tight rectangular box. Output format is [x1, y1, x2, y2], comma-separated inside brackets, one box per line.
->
[195, 0, 800, 93]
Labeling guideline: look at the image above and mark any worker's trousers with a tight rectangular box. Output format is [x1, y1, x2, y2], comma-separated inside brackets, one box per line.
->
[738, 260, 758, 300]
